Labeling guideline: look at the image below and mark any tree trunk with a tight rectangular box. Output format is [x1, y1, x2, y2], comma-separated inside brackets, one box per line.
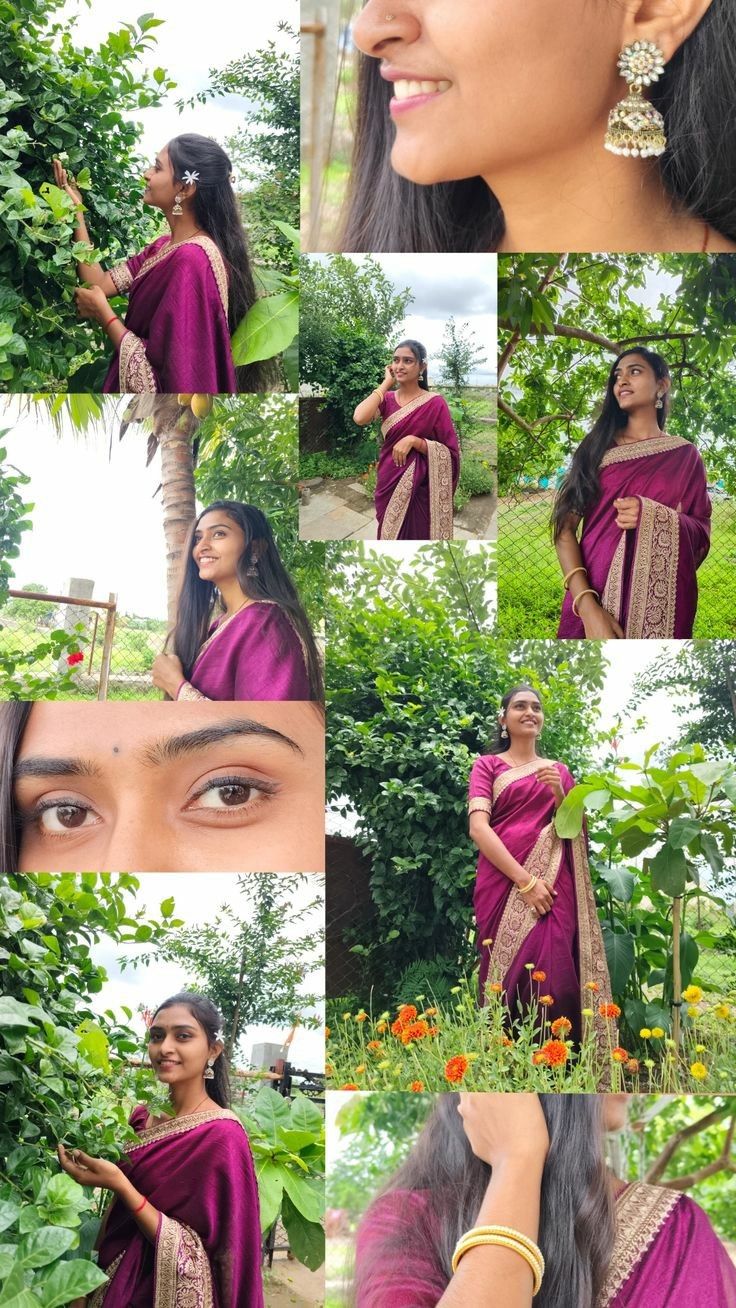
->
[155, 399, 199, 627]
[672, 896, 682, 1048]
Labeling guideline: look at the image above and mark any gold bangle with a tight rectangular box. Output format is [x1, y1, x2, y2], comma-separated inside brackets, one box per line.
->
[563, 565, 587, 590]
[518, 874, 538, 894]
[452, 1232, 544, 1293]
[454, 1225, 546, 1274]
[571, 587, 600, 619]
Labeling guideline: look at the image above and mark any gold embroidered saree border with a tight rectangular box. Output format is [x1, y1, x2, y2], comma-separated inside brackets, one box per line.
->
[379, 462, 416, 539]
[380, 390, 436, 440]
[426, 440, 454, 539]
[599, 434, 688, 466]
[601, 532, 626, 624]
[626, 497, 680, 638]
[491, 758, 556, 804]
[109, 261, 134, 293]
[468, 797, 492, 815]
[598, 1183, 681, 1307]
[569, 830, 616, 1087]
[119, 330, 157, 392]
[124, 1107, 241, 1153]
[177, 680, 207, 701]
[88, 1250, 125, 1306]
[155, 1215, 215, 1308]
[487, 822, 563, 979]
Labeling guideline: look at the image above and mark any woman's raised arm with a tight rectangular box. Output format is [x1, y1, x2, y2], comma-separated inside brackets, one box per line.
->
[52, 159, 118, 296]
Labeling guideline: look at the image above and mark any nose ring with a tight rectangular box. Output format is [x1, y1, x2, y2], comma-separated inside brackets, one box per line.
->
[385, 12, 396, 19]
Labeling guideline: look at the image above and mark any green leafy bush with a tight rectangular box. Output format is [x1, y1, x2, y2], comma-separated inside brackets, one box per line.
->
[0, 0, 171, 389]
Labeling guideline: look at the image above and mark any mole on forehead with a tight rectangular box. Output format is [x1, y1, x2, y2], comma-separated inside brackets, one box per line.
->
[112, 746, 120, 754]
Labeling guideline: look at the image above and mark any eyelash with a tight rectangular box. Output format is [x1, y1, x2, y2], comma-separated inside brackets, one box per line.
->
[20, 774, 279, 838]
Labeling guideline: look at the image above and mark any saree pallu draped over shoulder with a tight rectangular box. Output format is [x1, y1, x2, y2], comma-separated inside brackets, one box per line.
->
[468, 754, 615, 1079]
[375, 392, 460, 540]
[89, 1105, 264, 1308]
[558, 436, 711, 639]
[103, 234, 237, 394]
[176, 601, 312, 701]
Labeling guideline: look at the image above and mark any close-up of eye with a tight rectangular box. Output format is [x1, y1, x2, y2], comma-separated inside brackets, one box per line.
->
[185, 775, 277, 812]
[34, 800, 100, 834]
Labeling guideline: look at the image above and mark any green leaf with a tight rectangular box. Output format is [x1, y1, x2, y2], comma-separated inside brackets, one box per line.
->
[649, 844, 688, 898]
[601, 925, 636, 993]
[289, 1093, 323, 1133]
[32, 1258, 108, 1308]
[668, 816, 701, 849]
[0, 997, 34, 1028]
[75, 1021, 110, 1072]
[618, 825, 654, 858]
[255, 1159, 284, 1230]
[232, 291, 299, 364]
[159, 896, 175, 917]
[15, 1226, 75, 1270]
[595, 864, 636, 903]
[279, 1192, 324, 1271]
[0, 1200, 20, 1236]
[698, 831, 724, 876]
[280, 1170, 323, 1224]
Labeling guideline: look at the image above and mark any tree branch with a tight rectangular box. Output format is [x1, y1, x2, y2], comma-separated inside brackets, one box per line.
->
[643, 1105, 735, 1186]
[498, 256, 563, 380]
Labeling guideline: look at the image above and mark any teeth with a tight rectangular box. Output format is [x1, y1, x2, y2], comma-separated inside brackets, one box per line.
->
[393, 78, 451, 101]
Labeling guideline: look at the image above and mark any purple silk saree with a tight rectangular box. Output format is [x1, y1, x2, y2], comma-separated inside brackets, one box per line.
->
[468, 754, 613, 1060]
[102, 234, 237, 394]
[176, 602, 312, 701]
[558, 436, 711, 639]
[89, 1104, 264, 1308]
[354, 1183, 736, 1307]
[375, 392, 460, 539]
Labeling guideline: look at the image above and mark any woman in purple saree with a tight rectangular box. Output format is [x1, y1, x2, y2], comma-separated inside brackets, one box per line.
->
[353, 1093, 736, 1308]
[553, 349, 711, 640]
[58, 993, 264, 1308]
[354, 340, 460, 539]
[468, 686, 613, 1062]
[152, 501, 323, 702]
[53, 135, 263, 394]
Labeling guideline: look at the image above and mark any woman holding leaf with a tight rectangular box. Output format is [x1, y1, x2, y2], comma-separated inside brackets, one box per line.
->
[468, 686, 614, 1061]
[53, 134, 263, 393]
[58, 992, 264, 1307]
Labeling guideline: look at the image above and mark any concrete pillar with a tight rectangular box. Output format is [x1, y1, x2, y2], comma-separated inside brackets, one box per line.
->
[58, 577, 95, 676]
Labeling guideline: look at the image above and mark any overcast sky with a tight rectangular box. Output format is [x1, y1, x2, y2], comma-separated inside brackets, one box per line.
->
[58, 0, 297, 185]
[88, 873, 324, 1075]
[310, 253, 498, 386]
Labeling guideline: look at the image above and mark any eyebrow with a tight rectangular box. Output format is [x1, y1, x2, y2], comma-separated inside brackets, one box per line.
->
[141, 718, 303, 766]
[194, 522, 231, 532]
[13, 757, 101, 781]
[149, 1023, 197, 1033]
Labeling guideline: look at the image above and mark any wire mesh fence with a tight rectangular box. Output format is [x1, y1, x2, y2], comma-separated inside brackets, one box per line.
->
[0, 590, 168, 700]
[497, 491, 736, 639]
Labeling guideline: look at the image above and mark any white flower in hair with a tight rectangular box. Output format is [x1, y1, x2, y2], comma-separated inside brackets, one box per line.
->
[215, 1029, 224, 1043]
[182, 169, 200, 186]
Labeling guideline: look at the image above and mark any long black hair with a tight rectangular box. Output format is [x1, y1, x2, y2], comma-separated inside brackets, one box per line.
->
[341, 1, 736, 251]
[551, 348, 671, 541]
[171, 500, 324, 699]
[152, 991, 231, 1109]
[487, 684, 542, 753]
[394, 338, 429, 390]
[354, 1094, 617, 1308]
[0, 702, 31, 874]
[167, 134, 266, 391]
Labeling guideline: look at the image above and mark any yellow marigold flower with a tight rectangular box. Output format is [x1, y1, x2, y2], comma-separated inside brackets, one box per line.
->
[682, 985, 703, 1004]
[342, 1012, 351, 1020]
[325, 1027, 331, 1038]
[325, 1062, 334, 1076]
[643, 1059, 655, 1069]
[539, 994, 554, 1007]
[524, 963, 536, 971]
[488, 982, 503, 994]
[424, 1007, 438, 1017]
[582, 1008, 594, 1017]
[531, 1051, 546, 1065]
[687, 1005, 699, 1019]
[450, 985, 461, 994]
[355, 1064, 365, 1074]
[714, 1004, 731, 1019]
[695, 1044, 706, 1053]
[651, 1027, 665, 1038]
[377, 1060, 391, 1070]
[481, 937, 493, 946]
[690, 1062, 708, 1081]
[585, 981, 600, 992]
[376, 1020, 388, 1034]
[639, 1028, 652, 1039]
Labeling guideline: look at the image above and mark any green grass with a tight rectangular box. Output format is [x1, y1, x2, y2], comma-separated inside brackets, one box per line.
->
[498, 495, 736, 638]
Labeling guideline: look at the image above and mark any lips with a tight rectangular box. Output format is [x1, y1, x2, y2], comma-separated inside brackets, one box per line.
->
[392, 78, 451, 101]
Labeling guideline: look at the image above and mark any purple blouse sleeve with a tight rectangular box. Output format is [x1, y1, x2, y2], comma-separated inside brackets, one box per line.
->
[468, 754, 497, 815]
[355, 1191, 446, 1308]
[108, 237, 168, 293]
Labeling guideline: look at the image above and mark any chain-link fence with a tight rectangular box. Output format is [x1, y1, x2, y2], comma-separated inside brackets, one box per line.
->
[497, 491, 736, 639]
[0, 589, 168, 700]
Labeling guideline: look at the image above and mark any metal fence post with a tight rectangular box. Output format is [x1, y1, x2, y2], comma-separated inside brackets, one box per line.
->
[98, 593, 117, 701]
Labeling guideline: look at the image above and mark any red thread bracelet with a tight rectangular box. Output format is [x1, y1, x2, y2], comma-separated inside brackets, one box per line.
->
[133, 1196, 148, 1214]
[104, 314, 119, 330]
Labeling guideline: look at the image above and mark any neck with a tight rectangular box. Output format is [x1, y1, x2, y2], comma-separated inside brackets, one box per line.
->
[618, 409, 662, 443]
[398, 381, 423, 399]
[218, 578, 250, 616]
[505, 739, 539, 764]
[488, 134, 710, 253]
[165, 210, 203, 243]
[169, 1081, 212, 1118]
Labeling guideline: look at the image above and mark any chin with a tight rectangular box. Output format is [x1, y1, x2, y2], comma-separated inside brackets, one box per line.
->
[390, 141, 472, 187]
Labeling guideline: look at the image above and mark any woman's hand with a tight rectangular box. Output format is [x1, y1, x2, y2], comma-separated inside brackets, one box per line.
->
[75, 285, 110, 323]
[152, 652, 185, 697]
[536, 764, 564, 806]
[457, 1093, 549, 1169]
[580, 601, 625, 639]
[383, 364, 396, 388]
[392, 435, 417, 466]
[613, 496, 641, 529]
[521, 876, 556, 917]
[52, 158, 84, 209]
[57, 1144, 124, 1192]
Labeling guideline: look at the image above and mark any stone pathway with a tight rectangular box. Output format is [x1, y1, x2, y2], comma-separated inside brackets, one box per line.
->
[299, 477, 496, 541]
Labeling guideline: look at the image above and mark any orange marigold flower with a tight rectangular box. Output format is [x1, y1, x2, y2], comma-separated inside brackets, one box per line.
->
[400, 1019, 431, 1045]
[611, 1046, 629, 1063]
[428, 1025, 440, 1037]
[585, 981, 600, 992]
[355, 1012, 367, 1023]
[409, 1081, 425, 1092]
[354, 1064, 366, 1074]
[424, 1007, 438, 1017]
[366, 1040, 382, 1051]
[376, 1020, 387, 1034]
[539, 994, 555, 1007]
[550, 1017, 572, 1036]
[488, 982, 503, 993]
[340, 1083, 359, 1090]
[531, 1051, 546, 1065]
[501, 1035, 514, 1047]
[325, 1026, 331, 1038]
[625, 1058, 640, 1074]
[531, 970, 547, 982]
[397, 1004, 418, 1022]
[444, 1055, 470, 1083]
[599, 1002, 621, 1019]
[540, 1039, 568, 1067]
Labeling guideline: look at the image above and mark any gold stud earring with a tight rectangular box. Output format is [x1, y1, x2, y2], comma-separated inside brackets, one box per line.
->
[604, 40, 667, 159]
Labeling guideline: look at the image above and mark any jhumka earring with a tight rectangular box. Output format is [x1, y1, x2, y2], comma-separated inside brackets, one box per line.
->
[204, 1058, 215, 1080]
[501, 724, 509, 740]
[655, 392, 664, 409]
[172, 193, 184, 216]
[604, 41, 667, 158]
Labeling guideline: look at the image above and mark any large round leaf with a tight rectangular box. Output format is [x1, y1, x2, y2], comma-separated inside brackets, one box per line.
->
[649, 845, 687, 897]
[601, 925, 636, 994]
